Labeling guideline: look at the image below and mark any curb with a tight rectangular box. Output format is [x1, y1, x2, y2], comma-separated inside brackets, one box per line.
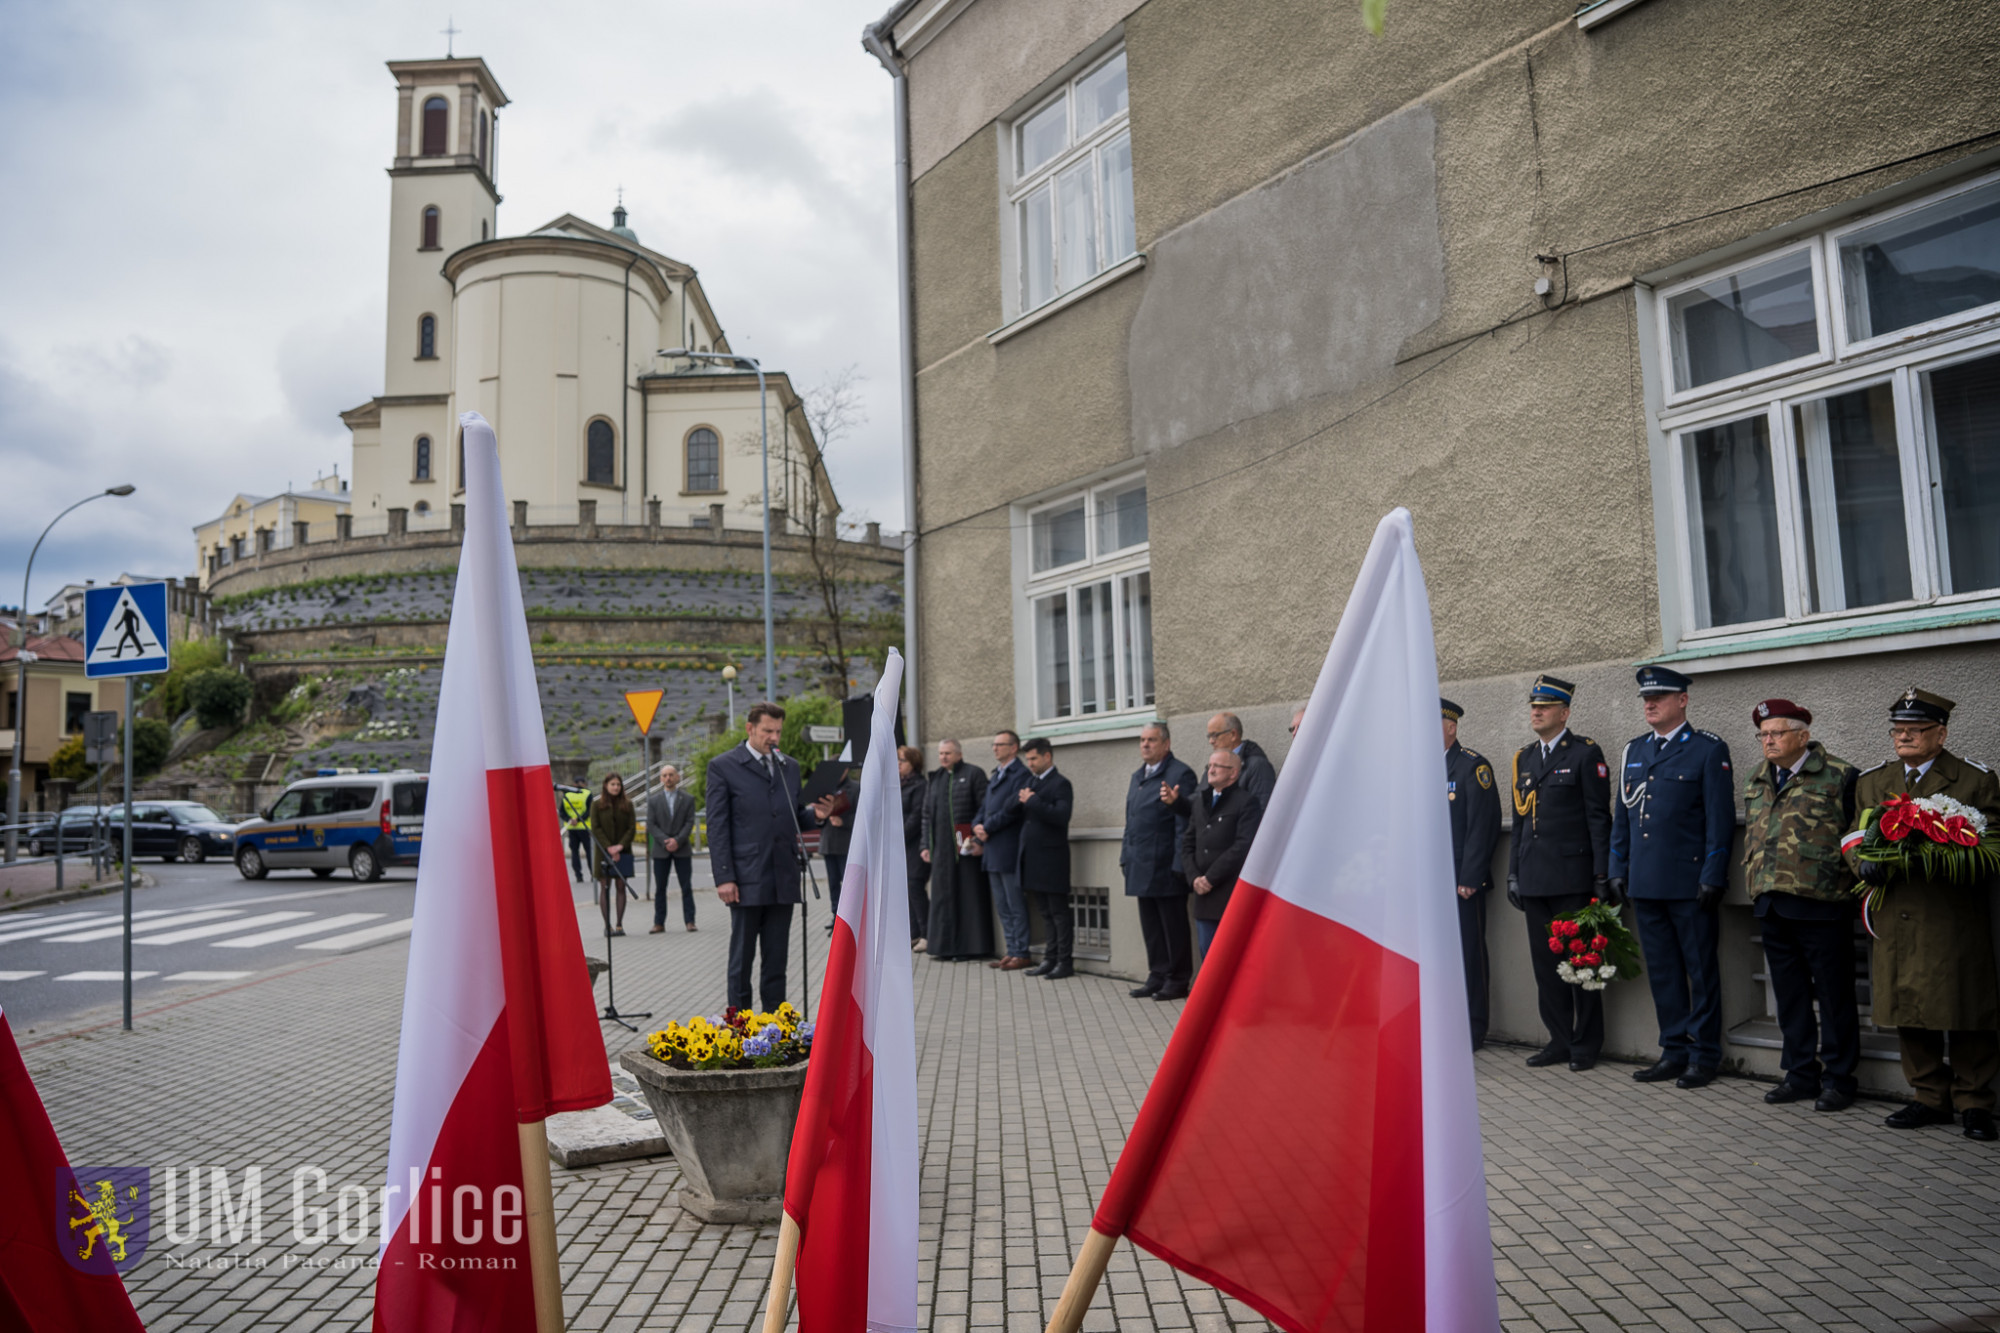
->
[1, 871, 158, 915]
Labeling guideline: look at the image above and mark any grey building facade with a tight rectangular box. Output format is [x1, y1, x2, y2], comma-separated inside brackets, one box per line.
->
[866, 0, 2000, 1088]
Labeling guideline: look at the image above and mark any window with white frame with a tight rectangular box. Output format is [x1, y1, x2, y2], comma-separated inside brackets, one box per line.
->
[1659, 171, 2000, 635]
[1009, 49, 1136, 317]
[1025, 476, 1153, 722]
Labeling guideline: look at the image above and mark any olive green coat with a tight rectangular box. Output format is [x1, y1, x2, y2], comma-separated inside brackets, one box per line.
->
[1742, 743, 1856, 904]
[1845, 750, 2000, 1030]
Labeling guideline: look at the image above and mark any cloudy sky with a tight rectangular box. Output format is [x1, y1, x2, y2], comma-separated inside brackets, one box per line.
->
[0, 0, 902, 611]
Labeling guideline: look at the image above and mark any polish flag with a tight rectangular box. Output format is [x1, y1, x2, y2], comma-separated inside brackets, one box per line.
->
[1090, 509, 1498, 1333]
[374, 412, 613, 1330]
[0, 1005, 147, 1332]
[782, 649, 919, 1333]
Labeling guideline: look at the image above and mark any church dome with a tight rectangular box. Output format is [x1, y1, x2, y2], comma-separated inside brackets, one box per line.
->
[610, 203, 639, 243]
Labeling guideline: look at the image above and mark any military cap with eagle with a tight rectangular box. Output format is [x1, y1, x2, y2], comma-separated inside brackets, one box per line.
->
[1635, 665, 1693, 696]
[1889, 686, 1954, 725]
[1527, 674, 1575, 706]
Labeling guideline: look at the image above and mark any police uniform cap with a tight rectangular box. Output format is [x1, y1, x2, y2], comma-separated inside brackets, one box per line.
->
[1527, 674, 1575, 706]
[1889, 686, 1954, 725]
[1636, 665, 1693, 696]
[1752, 698, 1811, 727]
[1440, 697, 1465, 722]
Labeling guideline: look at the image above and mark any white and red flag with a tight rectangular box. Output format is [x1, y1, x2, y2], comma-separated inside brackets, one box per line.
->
[1086, 509, 1498, 1333]
[780, 649, 919, 1333]
[374, 412, 612, 1331]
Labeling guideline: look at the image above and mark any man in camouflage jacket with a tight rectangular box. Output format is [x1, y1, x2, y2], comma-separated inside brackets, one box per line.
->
[1741, 700, 1859, 1113]
[1845, 688, 2000, 1142]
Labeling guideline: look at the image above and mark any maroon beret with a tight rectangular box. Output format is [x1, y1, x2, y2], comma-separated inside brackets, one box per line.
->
[1752, 698, 1811, 727]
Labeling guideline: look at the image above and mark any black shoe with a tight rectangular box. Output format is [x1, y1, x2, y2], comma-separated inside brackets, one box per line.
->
[1632, 1057, 1687, 1083]
[1884, 1101, 1951, 1130]
[1964, 1108, 1998, 1141]
[1568, 1056, 1596, 1072]
[1525, 1047, 1565, 1068]
[1129, 983, 1161, 998]
[1676, 1067, 1718, 1089]
[1027, 958, 1055, 977]
[1764, 1081, 1816, 1105]
[1042, 961, 1073, 979]
[1153, 985, 1188, 1001]
[1813, 1089, 1854, 1113]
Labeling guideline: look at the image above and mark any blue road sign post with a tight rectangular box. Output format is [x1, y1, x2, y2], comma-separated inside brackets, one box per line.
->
[84, 582, 172, 1032]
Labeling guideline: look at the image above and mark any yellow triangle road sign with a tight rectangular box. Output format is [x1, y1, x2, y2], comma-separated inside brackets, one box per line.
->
[624, 688, 665, 735]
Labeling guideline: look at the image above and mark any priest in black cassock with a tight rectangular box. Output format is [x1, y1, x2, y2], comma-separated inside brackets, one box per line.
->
[921, 739, 993, 960]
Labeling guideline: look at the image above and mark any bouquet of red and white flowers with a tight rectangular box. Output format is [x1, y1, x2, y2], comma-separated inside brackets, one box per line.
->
[1545, 898, 1643, 992]
[1843, 793, 2000, 919]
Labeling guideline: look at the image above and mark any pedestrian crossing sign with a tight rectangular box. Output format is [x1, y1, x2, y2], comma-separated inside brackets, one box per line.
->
[84, 583, 170, 678]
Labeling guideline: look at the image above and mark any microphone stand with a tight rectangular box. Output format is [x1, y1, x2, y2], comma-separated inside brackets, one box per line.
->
[777, 760, 822, 1022]
[589, 827, 652, 1032]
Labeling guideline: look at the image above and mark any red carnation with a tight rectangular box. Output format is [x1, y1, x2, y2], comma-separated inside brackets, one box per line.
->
[1569, 938, 1587, 954]
[1548, 937, 1564, 954]
[1582, 952, 1602, 967]
[1592, 935, 1609, 949]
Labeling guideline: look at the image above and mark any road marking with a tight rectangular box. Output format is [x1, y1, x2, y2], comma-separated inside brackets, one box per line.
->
[297, 918, 415, 951]
[44, 908, 246, 943]
[0, 971, 46, 981]
[213, 913, 383, 948]
[164, 971, 254, 982]
[58, 971, 160, 981]
[198, 881, 414, 912]
[0, 911, 150, 946]
[0, 911, 46, 921]
[138, 912, 313, 945]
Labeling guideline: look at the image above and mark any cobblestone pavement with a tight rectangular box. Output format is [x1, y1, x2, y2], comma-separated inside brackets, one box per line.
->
[18, 871, 2000, 1332]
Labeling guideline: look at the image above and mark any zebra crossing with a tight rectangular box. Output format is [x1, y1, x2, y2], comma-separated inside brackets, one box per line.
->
[0, 903, 416, 983]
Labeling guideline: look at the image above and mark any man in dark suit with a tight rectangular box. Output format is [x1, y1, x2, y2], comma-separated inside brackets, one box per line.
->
[1181, 749, 1263, 982]
[1609, 666, 1736, 1089]
[705, 702, 835, 1011]
[1444, 699, 1501, 1049]
[647, 763, 698, 934]
[1204, 713, 1277, 811]
[1509, 674, 1615, 1071]
[972, 730, 1033, 970]
[1016, 737, 1075, 979]
[1122, 722, 1198, 1000]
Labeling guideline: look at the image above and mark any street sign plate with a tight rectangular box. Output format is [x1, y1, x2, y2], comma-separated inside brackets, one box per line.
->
[624, 688, 665, 735]
[84, 711, 119, 765]
[84, 583, 171, 678]
[806, 725, 843, 743]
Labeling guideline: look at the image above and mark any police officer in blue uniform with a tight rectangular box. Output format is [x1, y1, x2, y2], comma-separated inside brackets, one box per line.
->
[1510, 675, 1615, 1071]
[1444, 698, 1500, 1050]
[1608, 665, 1736, 1089]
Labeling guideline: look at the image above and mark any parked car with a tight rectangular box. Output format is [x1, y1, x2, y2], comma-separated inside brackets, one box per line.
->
[232, 772, 427, 882]
[43, 802, 241, 863]
[24, 805, 113, 857]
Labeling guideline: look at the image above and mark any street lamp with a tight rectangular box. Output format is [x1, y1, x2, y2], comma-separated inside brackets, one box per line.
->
[662, 348, 777, 701]
[721, 663, 737, 730]
[7, 484, 137, 861]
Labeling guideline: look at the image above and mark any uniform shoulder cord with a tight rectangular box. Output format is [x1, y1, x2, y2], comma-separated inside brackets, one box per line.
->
[1511, 749, 1537, 826]
[1617, 739, 1647, 810]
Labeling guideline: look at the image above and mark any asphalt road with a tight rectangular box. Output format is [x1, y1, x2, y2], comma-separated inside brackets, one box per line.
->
[0, 858, 420, 1030]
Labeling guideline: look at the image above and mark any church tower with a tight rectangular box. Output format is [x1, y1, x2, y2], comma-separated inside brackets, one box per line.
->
[382, 57, 508, 401]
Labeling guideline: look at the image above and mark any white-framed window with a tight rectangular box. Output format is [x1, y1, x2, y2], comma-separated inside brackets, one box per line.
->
[1023, 475, 1153, 723]
[1657, 170, 2000, 638]
[1007, 48, 1136, 318]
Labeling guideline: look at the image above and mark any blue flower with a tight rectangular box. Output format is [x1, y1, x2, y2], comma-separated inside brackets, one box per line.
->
[743, 1030, 779, 1058]
[797, 1021, 815, 1046]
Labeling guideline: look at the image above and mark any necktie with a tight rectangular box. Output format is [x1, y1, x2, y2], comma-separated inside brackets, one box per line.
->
[1906, 767, 1920, 790]
[1773, 767, 1789, 793]
[761, 752, 775, 784]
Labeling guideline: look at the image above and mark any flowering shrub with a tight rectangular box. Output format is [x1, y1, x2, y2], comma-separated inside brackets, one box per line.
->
[1546, 899, 1643, 992]
[645, 1003, 814, 1071]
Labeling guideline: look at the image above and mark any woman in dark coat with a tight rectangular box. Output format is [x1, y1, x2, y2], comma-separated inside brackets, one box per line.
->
[899, 746, 929, 951]
[589, 773, 636, 936]
[920, 741, 992, 960]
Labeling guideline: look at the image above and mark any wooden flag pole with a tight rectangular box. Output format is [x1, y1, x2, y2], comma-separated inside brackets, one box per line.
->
[1044, 1227, 1118, 1333]
[518, 1120, 567, 1332]
[761, 1212, 801, 1333]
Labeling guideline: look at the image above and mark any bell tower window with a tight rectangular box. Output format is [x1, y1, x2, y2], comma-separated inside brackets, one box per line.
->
[478, 110, 489, 172]
[415, 437, 432, 481]
[421, 97, 449, 156]
[421, 206, 440, 250]
[418, 315, 436, 360]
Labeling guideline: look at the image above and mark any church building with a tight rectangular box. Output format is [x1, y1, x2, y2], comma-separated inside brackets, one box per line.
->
[337, 55, 833, 538]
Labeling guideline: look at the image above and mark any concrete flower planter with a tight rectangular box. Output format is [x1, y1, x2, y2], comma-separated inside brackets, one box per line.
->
[618, 1050, 807, 1223]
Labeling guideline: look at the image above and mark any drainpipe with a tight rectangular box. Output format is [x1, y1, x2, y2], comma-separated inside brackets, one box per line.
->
[621, 250, 639, 524]
[862, 18, 920, 741]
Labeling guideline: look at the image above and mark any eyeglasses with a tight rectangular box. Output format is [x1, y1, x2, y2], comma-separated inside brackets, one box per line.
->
[1204, 730, 1230, 741]
[1890, 725, 1940, 740]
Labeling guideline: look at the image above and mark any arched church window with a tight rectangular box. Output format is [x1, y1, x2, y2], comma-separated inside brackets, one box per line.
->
[417, 315, 436, 360]
[414, 500, 431, 515]
[414, 437, 432, 481]
[421, 97, 449, 156]
[478, 110, 489, 171]
[421, 206, 440, 250]
[586, 420, 616, 485]
[686, 427, 720, 492]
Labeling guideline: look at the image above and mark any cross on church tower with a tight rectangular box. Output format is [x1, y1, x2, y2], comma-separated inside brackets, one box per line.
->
[441, 16, 461, 57]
